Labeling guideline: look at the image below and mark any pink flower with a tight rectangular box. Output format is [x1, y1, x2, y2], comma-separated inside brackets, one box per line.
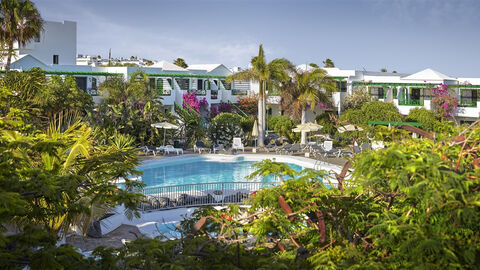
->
[441, 104, 448, 109]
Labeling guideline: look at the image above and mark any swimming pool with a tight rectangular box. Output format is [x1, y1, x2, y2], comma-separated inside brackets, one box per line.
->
[138, 158, 303, 188]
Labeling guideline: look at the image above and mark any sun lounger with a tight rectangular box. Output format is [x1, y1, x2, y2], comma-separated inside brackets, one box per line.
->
[164, 145, 183, 155]
[212, 144, 227, 154]
[286, 143, 303, 155]
[142, 146, 158, 156]
[194, 141, 209, 154]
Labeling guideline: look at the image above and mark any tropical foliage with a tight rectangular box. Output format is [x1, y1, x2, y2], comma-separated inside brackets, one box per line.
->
[173, 57, 188, 68]
[208, 113, 244, 146]
[279, 66, 336, 144]
[343, 86, 371, 111]
[0, 68, 93, 128]
[315, 113, 337, 136]
[227, 44, 293, 146]
[405, 107, 440, 132]
[237, 95, 258, 116]
[268, 115, 299, 143]
[0, 83, 145, 268]
[432, 83, 459, 119]
[340, 101, 402, 126]
[90, 70, 174, 146]
[0, 0, 43, 71]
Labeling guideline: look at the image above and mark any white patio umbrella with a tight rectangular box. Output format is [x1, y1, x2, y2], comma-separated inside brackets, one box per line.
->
[292, 123, 323, 144]
[151, 122, 179, 146]
[251, 119, 258, 147]
[337, 124, 364, 133]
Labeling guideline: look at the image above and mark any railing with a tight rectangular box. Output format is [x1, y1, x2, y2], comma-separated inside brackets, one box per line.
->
[140, 181, 280, 211]
[232, 89, 248, 95]
[86, 89, 100, 96]
[459, 99, 477, 107]
[188, 89, 206, 96]
[159, 89, 172, 96]
[398, 99, 424, 106]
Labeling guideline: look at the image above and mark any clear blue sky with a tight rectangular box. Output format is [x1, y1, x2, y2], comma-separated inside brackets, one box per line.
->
[36, 0, 480, 77]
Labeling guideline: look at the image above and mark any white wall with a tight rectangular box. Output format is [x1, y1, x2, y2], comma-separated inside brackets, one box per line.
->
[18, 21, 77, 65]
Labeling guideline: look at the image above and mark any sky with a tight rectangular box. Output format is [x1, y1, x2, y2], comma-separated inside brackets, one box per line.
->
[35, 0, 480, 77]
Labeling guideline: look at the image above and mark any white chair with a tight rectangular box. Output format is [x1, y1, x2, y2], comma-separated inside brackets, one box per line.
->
[323, 141, 333, 151]
[164, 145, 184, 155]
[232, 137, 244, 152]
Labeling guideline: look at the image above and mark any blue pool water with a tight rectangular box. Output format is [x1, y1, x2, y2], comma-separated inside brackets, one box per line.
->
[138, 159, 303, 188]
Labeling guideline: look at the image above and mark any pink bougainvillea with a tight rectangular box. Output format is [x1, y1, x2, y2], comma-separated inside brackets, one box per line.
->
[183, 92, 201, 113]
[431, 83, 458, 119]
[210, 102, 235, 118]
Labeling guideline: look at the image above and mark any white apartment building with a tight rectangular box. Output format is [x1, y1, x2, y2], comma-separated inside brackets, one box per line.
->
[3, 20, 479, 123]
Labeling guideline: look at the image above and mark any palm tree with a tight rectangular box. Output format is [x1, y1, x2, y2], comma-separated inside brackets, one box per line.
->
[0, 0, 43, 71]
[280, 66, 336, 144]
[227, 45, 293, 146]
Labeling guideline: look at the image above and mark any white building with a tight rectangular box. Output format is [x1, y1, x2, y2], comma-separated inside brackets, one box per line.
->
[3, 19, 480, 123]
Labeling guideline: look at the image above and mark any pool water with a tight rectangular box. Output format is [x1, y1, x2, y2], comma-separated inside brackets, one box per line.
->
[138, 160, 303, 188]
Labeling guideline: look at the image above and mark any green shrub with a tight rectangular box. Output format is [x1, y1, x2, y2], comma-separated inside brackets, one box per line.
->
[316, 113, 337, 135]
[340, 101, 402, 126]
[208, 113, 244, 146]
[343, 86, 371, 110]
[360, 101, 402, 123]
[405, 107, 439, 132]
[268, 115, 299, 143]
[240, 117, 255, 134]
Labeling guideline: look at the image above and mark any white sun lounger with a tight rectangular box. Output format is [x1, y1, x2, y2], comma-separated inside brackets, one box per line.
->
[163, 145, 183, 155]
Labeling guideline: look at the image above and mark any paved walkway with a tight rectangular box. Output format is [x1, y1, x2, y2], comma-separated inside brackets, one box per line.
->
[66, 225, 142, 251]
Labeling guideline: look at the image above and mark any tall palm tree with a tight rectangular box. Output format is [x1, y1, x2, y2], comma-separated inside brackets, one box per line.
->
[280, 66, 336, 144]
[227, 45, 293, 146]
[0, 0, 43, 71]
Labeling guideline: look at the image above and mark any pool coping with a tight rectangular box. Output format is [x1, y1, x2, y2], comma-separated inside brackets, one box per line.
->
[139, 153, 342, 174]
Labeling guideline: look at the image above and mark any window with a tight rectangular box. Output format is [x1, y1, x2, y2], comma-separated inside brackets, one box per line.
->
[336, 81, 347, 92]
[221, 79, 231, 90]
[175, 78, 189, 90]
[34, 35, 40, 42]
[460, 89, 478, 107]
[92, 77, 97, 90]
[53, 55, 59, 64]
[369, 87, 385, 99]
[197, 79, 203, 90]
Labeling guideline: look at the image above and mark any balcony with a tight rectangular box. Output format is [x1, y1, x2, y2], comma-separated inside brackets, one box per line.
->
[232, 89, 248, 95]
[159, 89, 172, 96]
[459, 99, 477, 108]
[188, 89, 206, 96]
[398, 98, 424, 106]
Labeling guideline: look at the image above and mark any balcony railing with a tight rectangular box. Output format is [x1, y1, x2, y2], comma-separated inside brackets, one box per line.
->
[86, 89, 100, 96]
[159, 89, 172, 96]
[398, 98, 424, 106]
[188, 89, 206, 96]
[232, 89, 248, 95]
[459, 99, 477, 107]
[140, 181, 280, 211]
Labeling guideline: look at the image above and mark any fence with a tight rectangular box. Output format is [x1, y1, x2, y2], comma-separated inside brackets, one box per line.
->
[141, 181, 280, 211]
